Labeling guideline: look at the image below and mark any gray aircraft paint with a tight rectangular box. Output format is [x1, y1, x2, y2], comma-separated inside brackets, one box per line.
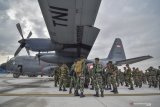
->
[0, 56, 58, 78]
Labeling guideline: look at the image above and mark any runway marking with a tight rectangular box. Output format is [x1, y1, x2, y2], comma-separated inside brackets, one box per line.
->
[0, 93, 160, 97]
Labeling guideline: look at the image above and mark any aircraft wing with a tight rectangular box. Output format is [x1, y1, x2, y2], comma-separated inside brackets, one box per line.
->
[38, 0, 101, 44]
[115, 55, 153, 66]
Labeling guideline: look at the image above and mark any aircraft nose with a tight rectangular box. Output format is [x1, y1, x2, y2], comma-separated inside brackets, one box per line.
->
[0, 63, 6, 70]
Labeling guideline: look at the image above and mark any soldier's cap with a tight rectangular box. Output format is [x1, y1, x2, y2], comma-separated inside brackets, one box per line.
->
[95, 58, 99, 61]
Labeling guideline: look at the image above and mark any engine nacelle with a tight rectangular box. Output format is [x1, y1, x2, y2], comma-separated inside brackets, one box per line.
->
[25, 38, 63, 52]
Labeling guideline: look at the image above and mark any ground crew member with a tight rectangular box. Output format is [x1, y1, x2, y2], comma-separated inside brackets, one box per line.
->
[59, 63, 69, 91]
[92, 58, 104, 97]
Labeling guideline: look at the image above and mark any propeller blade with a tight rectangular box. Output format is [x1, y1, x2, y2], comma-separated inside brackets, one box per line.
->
[16, 23, 24, 39]
[27, 31, 32, 39]
[14, 46, 23, 57]
[25, 48, 30, 56]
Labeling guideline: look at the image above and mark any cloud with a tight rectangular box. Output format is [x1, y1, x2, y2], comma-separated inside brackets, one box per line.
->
[0, 0, 159, 70]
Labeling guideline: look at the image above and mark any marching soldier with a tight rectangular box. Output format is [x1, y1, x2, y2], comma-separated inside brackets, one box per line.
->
[147, 66, 157, 88]
[59, 63, 69, 91]
[157, 66, 160, 90]
[126, 64, 134, 90]
[92, 58, 104, 97]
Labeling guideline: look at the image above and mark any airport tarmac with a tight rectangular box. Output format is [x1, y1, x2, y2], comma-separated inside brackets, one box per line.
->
[0, 74, 160, 107]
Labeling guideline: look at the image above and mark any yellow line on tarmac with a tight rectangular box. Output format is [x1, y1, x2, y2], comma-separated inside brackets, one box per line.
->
[0, 93, 160, 97]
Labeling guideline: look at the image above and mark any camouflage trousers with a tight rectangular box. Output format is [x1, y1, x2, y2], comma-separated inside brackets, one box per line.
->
[59, 76, 67, 88]
[148, 76, 157, 87]
[94, 74, 104, 92]
[134, 76, 142, 87]
[126, 76, 133, 88]
[54, 76, 59, 87]
[69, 76, 76, 91]
[75, 76, 85, 92]
[111, 76, 117, 89]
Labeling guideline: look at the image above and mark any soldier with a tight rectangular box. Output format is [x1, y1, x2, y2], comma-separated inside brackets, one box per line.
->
[92, 58, 104, 97]
[147, 66, 157, 88]
[74, 56, 87, 98]
[54, 67, 60, 87]
[123, 67, 129, 87]
[135, 68, 143, 88]
[132, 67, 136, 85]
[116, 69, 120, 87]
[119, 69, 124, 86]
[104, 63, 112, 90]
[89, 64, 95, 90]
[157, 66, 160, 90]
[108, 61, 118, 94]
[126, 64, 134, 90]
[59, 63, 69, 91]
[69, 60, 77, 94]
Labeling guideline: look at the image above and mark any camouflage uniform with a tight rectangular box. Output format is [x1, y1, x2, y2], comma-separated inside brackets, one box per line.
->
[142, 71, 147, 84]
[89, 67, 95, 90]
[104, 64, 112, 90]
[132, 67, 136, 85]
[59, 64, 69, 91]
[157, 67, 160, 89]
[54, 67, 60, 87]
[135, 68, 143, 88]
[116, 69, 120, 87]
[119, 69, 124, 86]
[93, 60, 104, 97]
[147, 67, 157, 88]
[108, 62, 118, 94]
[124, 67, 129, 87]
[69, 63, 76, 94]
[74, 58, 87, 98]
[126, 64, 134, 90]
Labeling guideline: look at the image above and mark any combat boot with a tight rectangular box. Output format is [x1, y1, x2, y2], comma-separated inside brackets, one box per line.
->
[63, 87, 67, 91]
[59, 87, 62, 91]
[128, 87, 134, 90]
[110, 88, 115, 92]
[101, 91, 104, 97]
[80, 92, 85, 98]
[94, 91, 99, 97]
[114, 88, 118, 94]
[90, 86, 94, 90]
[74, 90, 80, 96]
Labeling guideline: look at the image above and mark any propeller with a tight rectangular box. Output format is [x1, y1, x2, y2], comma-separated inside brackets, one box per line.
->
[14, 23, 32, 57]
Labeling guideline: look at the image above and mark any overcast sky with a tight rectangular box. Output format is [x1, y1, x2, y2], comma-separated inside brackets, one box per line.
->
[0, 0, 160, 70]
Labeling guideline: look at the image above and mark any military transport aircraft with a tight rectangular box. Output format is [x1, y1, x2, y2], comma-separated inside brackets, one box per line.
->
[39, 38, 153, 66]
[14, 0, 152, 66]
[0, 56, 58, 78]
